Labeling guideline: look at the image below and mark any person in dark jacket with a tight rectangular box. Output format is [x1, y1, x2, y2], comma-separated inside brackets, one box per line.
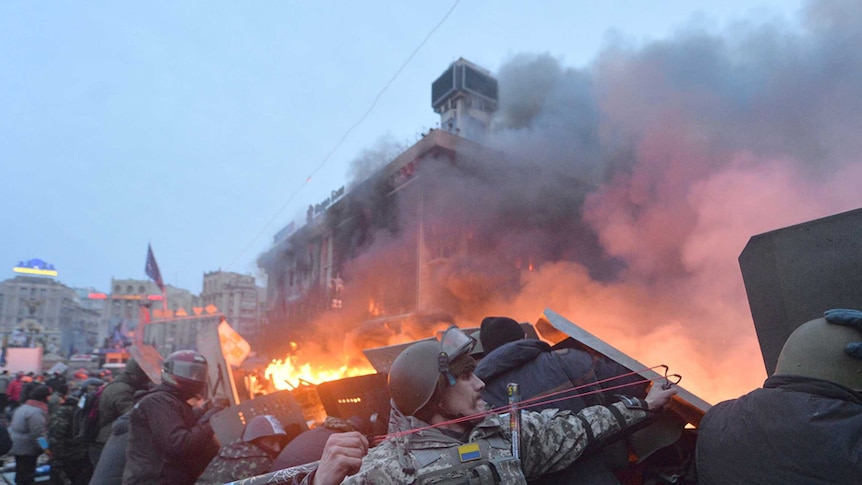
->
[696, 311, 862, 484]
[47, 385, 92, 485]
[123, 350, 221, 485]
[269, 416, 358, 472]
[196, 414, 289, 484]
[9, 384, 50, 485]
[474, 316, 647, 485]
[89, 412, 131, 485]
[90, 357, 151, 466]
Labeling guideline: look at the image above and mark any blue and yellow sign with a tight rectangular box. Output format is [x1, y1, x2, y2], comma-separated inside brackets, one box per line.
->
[458, 443, 481, 462]
[13, 259, 58, 277]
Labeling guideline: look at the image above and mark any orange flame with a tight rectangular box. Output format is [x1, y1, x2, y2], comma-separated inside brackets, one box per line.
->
[264, 350, 374, 390]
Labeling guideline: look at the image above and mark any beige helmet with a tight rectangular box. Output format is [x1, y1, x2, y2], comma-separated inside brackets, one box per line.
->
[388, 327, 476, 416]
[775, 317, 862, 390]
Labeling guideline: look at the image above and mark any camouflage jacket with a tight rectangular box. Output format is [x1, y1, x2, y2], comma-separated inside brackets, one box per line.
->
[47, 397, 88, 462]
[195, 440, 274, 485]
[339, 402, 647, 484]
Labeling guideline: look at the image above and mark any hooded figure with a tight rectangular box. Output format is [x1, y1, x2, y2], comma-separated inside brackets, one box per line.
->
[90, 357, 152, 466]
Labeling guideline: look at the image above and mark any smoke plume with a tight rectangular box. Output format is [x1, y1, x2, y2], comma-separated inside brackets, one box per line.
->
[265, 0, 862, 403]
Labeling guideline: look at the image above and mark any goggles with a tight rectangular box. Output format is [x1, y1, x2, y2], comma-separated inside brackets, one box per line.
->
[166, 360, 208, 382]
[438, 326, 476, 386]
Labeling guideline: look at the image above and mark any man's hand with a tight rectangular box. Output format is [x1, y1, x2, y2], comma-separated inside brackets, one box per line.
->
[312, 431, 369, 485]
[644, 383, 677, 411]
[824, 309, 862, 358]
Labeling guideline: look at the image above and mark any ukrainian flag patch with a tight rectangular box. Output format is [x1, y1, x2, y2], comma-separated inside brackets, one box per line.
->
[458, 443, 481, 462]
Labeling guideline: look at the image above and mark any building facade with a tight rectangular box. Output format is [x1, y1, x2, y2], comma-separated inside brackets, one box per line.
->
[102, 278, 200, 348]
[201, 270, 262, 340]
[258, 58, 602, 354]
[0, 275, 99, 356]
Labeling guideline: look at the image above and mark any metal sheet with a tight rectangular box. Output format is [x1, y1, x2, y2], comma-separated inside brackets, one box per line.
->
[210, 389, 308, 446]
[128, 344, 163, 385]
[738, 207, 862, 374]
[537, 308, 710, 426]
[316, 373, 391, 436]
[361, 337, 436, 374]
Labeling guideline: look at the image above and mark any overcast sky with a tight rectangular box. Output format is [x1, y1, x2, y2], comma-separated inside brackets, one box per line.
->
[1, 0, 805, 294]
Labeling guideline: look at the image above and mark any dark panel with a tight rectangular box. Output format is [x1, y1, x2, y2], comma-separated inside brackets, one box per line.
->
[316, 373, 390, 436]
[210, 389, 308, 445]
[739, 207, 862, 375]
[431, 65, 455, 107]
[463, 64, 499, 101]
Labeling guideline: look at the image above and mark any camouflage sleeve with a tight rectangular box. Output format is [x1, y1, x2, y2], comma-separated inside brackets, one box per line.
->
[224, 461, 318, 485]
[341, 441, 410, 485]
[518, 402, 646, 479]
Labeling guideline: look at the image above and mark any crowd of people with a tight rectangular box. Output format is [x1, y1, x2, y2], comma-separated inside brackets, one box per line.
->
[0, 308, 859, 484]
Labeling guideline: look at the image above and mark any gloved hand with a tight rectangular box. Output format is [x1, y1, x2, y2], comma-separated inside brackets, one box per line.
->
[823, 309, 862, 358]
[197, 398, 228, 424]
[198, 406, 223, 425]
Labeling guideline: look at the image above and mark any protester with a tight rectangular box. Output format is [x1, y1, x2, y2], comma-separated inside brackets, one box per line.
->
[9, 384, 50, 485]
[0, 370, 11, 413]
[91, 357, 151, 466]
[18, 375, 38, 404]
[45, 371, 65, 396]
[282, 327, 677, 484]
[196, 414, 289, 484]
[270, 416, 358, 472]
[696, 310, 862, 483]
[47, 382, 66, 416]
[6, 372, 24, 411]
[47, 382, 92, 485]
[123, 350, 221, 485]
[475, 316, 647, 484]
[88, 412, 131, 485]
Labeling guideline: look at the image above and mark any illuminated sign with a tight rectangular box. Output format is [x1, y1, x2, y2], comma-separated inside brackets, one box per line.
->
[88, 293, 108, 299]
[13, 259, 58, 277]
[109, 294, 163, 301]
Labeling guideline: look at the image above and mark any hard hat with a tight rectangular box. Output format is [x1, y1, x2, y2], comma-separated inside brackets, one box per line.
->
[775, 317, 862, 390]
[242, 415, 289, 445]
[388, 327, 476, 417]
[161, 350, 208, 395]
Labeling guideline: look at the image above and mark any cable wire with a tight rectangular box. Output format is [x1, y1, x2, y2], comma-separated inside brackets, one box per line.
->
[228, 0, 461, 269]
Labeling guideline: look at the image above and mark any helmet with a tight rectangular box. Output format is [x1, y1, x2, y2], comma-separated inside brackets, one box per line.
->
[775, 317, 862, 390]
[242, 415, 288, 445]
[123, 357, 150, 386]
[161, 350, 208, 395]
[388, 327, 476, 417]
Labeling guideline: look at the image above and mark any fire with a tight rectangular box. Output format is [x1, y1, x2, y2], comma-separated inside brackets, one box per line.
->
[264, 347, 375, 390]
[368, 299, 382, 316]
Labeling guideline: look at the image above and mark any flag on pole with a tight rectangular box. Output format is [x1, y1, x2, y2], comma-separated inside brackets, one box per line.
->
[145, 244, 165, 292]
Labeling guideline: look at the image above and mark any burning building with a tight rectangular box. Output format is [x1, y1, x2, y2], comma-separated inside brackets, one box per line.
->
[259, 1, 862, 404]
[257, 59, 613, 370]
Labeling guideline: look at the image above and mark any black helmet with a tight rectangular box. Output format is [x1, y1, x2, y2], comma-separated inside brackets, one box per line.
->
[161, 350, 208, 396]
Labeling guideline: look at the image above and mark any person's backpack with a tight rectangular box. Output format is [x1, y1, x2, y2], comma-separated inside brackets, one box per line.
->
[74, 385, 104, 443]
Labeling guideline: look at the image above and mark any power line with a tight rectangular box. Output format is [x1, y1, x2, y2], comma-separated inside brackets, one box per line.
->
[228, 0, 461, 270]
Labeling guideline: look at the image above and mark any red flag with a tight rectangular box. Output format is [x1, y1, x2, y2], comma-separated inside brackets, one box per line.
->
[145, 244, 165, 292]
